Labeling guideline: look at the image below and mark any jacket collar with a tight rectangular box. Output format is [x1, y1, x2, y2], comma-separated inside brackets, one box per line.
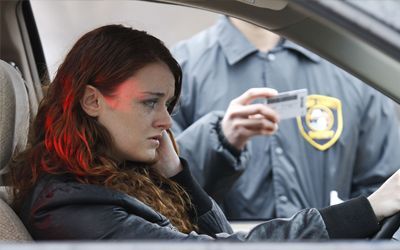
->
[282, 40, 321, 63]
[217, 15, 321, 65]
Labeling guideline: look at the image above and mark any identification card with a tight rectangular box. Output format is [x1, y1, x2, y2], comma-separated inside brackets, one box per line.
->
[265, 89, 307, 120]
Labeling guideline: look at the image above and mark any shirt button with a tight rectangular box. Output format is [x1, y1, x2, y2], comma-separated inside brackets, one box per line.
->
[275, 147, 283, 155]
[267, 53, 276, 61]
[279, 195, 288, 203]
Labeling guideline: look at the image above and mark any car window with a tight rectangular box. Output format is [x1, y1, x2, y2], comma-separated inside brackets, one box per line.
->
[345, 0, 400, 32]
[28, 0, 400, 234]
[30, 0, 218, 79]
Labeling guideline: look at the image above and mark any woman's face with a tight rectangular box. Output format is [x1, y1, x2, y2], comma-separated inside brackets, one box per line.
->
[97, 62, 175, 163]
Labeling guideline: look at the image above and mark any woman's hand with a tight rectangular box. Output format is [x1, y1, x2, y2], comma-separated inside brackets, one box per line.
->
[150, 130, 183, 178]
[221, 88, 280, 150]
[368, 170, 400, 221]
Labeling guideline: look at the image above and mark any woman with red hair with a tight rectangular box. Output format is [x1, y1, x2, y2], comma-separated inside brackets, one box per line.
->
[9, 24, 400, 240]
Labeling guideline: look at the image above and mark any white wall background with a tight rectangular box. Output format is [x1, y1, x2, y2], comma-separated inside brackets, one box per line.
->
[31, 0, 218, 79]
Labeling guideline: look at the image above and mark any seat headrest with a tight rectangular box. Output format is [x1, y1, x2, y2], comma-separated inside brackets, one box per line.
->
[0, 60, 30, 180]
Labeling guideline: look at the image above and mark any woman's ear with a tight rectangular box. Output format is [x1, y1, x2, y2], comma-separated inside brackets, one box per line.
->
[80, 85, 102, 117]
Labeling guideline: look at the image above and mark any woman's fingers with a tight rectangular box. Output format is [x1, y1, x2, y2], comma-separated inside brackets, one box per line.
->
[151, 130, 182, 178]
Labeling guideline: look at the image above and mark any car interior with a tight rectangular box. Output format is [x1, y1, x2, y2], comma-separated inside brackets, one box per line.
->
[0, 59, 33, 241]
[0, 0, 43, 240]
[1, 0, 400, 246]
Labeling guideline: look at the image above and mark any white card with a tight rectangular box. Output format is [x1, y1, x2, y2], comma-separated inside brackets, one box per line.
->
[265, 89, 308, 120]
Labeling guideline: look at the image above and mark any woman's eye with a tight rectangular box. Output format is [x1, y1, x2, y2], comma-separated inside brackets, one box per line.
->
[143, 100, 158, 109]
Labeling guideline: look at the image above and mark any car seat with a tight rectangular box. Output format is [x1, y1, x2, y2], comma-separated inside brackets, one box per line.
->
[0, 59, 33, 241]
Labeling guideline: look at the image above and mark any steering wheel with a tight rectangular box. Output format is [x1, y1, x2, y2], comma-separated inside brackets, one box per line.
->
[372, 212, 400, 239]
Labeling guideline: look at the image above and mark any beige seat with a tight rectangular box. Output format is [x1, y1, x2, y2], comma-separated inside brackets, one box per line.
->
[0, 60, 30, 179]
[0, 60, 33, 241]
[0, 187, 31, 241]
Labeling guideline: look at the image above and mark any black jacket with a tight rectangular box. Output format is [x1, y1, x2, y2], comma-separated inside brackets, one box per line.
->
[19, 161, 379, 240]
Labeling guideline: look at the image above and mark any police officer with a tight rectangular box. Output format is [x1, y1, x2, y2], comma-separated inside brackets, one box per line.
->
[171, 16, 400, 219]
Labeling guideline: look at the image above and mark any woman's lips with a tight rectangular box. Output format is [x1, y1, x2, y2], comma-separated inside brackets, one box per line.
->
[148, 135, 161, 147]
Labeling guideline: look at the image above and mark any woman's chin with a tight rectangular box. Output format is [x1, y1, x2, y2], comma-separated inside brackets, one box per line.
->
[124, 149, 157, 164]
[139, 151, 158, 164]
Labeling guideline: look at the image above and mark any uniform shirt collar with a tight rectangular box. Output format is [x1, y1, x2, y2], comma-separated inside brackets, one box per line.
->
[217, 16, 258, 65]
[281, 39, 321, 63]
[217, 15, 321, 64]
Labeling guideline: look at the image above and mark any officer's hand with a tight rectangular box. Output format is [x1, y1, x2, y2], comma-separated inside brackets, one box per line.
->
[221, 88, 280, 150]
[150, 130, 182, 178]
[368, 170, 400, 221]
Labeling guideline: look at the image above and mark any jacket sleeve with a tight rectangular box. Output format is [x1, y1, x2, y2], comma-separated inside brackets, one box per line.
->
[351, 87, 400, 197]
[171, 43, 250, 203]
[174, 111, 250, 203]
[170, 158, 233, 235]
[170, 159, 332, 240]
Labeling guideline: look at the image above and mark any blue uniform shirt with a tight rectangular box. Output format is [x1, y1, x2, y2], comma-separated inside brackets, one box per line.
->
[171, 16, 400, 219]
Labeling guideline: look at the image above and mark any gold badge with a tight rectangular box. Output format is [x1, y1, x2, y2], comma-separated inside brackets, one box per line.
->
[296, 95, 343, 151]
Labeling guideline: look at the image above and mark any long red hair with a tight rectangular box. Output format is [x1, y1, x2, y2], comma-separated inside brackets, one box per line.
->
[9, 25, 196, 233]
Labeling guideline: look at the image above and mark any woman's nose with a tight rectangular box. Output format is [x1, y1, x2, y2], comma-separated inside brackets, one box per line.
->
[154, 108, 172, 130]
